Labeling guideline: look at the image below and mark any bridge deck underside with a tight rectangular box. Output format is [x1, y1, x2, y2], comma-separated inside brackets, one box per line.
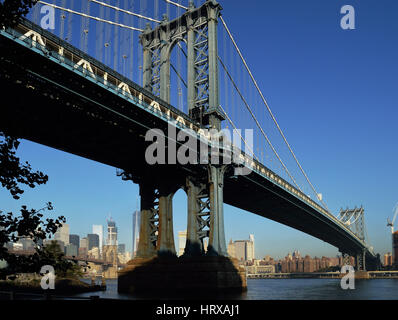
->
[0, 32, 369, 259]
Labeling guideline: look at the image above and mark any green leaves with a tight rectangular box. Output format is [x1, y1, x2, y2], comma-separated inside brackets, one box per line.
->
[0, 133, 48, 200]
[0, 132, 68, 277]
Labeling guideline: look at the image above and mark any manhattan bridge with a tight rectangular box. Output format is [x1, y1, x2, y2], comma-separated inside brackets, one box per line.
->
[0, 0, 380, 292]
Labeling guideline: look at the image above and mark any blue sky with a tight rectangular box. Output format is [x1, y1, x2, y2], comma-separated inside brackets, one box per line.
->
[1, 0, 397, 260]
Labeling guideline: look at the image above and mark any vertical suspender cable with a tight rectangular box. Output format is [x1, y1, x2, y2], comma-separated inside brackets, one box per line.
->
[66, 0, 73, 44]
[220, 16, 328, 210]
[113, 0, 120, 72]
[129, 1, 134, 81]
[60, 0, 66, 40]
[99, 1, 104, 63]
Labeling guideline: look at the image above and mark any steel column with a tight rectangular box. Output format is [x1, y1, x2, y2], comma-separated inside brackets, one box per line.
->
[136, 184, 158, 258]
[207, 165, 227, 256]
[156, 188, 176, 256]
[184, 177, 210, 256]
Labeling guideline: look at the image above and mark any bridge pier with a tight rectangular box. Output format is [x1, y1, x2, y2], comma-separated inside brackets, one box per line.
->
[118, 0, 245, 295]
[207, 165, 228, 256]
[156, 186, 177, 256]
[184, 177, 209, 256]
[119, 165, 246, 294]
[135, 183, 158, 258]
[355, 250, 366, 271]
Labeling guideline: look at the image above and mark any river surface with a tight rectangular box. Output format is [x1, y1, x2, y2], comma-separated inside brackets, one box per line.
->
[72, 278, 398, 300]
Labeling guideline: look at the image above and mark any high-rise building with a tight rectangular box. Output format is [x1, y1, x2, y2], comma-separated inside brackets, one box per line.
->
[87, 233, 99, 250]
[80, 237, 88, 249]
[178, 231, 187, 256]
[227, 239, 236, 258]
[54, 223, 69, 246]
[246, 241, 254, 261]
[233, 235, 255, 261]
[107, 218, 118, 246]
[69, 234, 80, 251]
[92, 225, 104, 254]
[249, 234, 255, 259]
[234, 241, 247, 261]
[118, 244, 126, 254]
[132, 211, 140, 257]
[384, 253, 393, 266]
[393, 231, 398, 266]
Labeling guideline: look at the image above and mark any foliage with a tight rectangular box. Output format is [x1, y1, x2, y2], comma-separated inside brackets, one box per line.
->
[35, 241, 83, 278]
[0, 0, 38, 29]
[0, 132, 77, 278]
[0, 134, 48, 200]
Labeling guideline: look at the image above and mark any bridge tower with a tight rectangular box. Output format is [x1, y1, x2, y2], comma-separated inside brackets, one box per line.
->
[338, 207, 373, 273]
[136, 0, 228, 258]
[118, 1, 245, 294]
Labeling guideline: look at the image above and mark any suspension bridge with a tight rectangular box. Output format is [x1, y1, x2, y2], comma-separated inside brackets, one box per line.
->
[0, 0, 379, 292]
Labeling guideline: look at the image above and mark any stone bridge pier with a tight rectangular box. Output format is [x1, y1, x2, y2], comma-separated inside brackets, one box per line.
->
[118, 165, 246, 294]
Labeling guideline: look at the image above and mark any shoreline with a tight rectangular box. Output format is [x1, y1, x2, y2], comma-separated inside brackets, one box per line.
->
[0, 277, 106, 296]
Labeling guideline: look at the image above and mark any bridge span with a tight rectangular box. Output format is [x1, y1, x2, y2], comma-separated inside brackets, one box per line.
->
[0, 2, 379, 293]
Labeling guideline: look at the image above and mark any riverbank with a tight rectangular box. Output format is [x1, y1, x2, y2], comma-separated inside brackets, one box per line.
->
[0, 277, 105, 295]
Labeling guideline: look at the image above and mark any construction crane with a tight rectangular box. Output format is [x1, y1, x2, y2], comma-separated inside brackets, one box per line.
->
[387, 203, 398, 234]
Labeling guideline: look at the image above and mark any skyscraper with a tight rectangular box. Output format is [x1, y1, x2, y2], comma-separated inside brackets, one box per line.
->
[79, 237, 88, 257]
[69, 234, 80, 251]
[132, 211, 140, 257]
[249, 234, 255, 260]
[233, 235, 255, 261]
[54, 223, 69, 246]
[87, 233, 99, 250]
[107, 218, 117, 246]
[92, 225, 104, 254]
[393, 231, 398, 266]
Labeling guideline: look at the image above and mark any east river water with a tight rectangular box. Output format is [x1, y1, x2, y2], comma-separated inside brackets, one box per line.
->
[72, 278, 398, 300]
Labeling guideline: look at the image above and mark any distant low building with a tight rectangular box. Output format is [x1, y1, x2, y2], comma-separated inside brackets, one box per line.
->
[88, 247, 100, 260]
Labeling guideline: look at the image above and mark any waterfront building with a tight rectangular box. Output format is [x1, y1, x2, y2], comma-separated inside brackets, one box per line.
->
[384, 252, 393, 266]
[88, 246, 100, 259]
[227, 239, 236, 258]
[394, 231, 398, 266]
[234, 235, 255, 261]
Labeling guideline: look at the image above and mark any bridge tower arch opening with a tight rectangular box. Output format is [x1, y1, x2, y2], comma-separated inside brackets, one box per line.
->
[140, 0, 225, 129]
[168, 37, 188, 114]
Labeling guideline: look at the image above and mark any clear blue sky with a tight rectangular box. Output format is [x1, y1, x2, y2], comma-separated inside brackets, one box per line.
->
[1, 0, 397, 260]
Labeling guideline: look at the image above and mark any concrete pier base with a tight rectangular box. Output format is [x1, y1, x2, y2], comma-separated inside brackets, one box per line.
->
[118, 256, 247, 294]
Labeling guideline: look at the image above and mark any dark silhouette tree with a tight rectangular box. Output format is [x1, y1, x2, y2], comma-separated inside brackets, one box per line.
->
[0, 132, 66, 277]
[0, 0, 38, 29]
